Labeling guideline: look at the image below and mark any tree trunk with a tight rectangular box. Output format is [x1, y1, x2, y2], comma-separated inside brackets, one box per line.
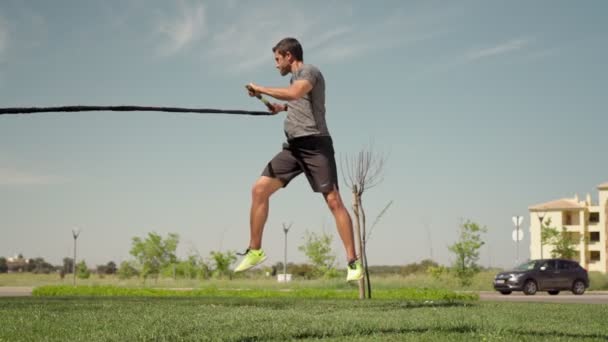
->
[359, 197, 372, 299]
[352, 189, 365, 299]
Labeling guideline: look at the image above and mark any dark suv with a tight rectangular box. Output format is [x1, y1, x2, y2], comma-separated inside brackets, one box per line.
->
[493, 259, 589, 295]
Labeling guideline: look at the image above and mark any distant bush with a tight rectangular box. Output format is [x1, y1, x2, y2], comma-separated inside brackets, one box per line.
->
[428, 265, 450, 280]
[0, 257, 7, 273]
[288, 263, 316, 279]
[117, 261, 140, 279]
[76, 261, 90, 279]
[400, 259, 439, 276]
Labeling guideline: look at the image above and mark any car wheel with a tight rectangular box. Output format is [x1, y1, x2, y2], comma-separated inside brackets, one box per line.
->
[523, 280, 537, 295]
[547, 290, 560, 295]
[572, 280, 586, 295]
[499, 290, 512, 295]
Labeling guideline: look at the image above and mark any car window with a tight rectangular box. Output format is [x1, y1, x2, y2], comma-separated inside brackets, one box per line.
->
[540, 260, 555, 270]
[514, 260, 537, 271]
[568, 261, 580, 270]
[557, 260, 570, 270]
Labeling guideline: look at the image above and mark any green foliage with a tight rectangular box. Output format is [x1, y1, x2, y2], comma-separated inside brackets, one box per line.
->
[76, 260, 90, 279]
[428, 265, 450, 280]
[400, 259, 439, 276]
[288, 263, 316, 279]
[161, 255, 211, 280]
[62, 257, 74, 274]
[0, 257, 8, 273]
[4, 269, 608, 291]
[589, 271, 608, 291]
[105, 261, 117, 275]
[129, 232, 179, 280]
[298, 230, 337, 278]
[26, 257, 55, 274]
[210, 251, 236, 279]
[95, 262, 117, 276]
[117, 261, 140, 280]
[174, 256, 201, 279]
[448, 219, 487, 286]
[541, 218, 580, 259]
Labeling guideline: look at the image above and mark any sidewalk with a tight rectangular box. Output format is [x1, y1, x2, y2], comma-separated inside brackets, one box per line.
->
[0, 287, 33, 297]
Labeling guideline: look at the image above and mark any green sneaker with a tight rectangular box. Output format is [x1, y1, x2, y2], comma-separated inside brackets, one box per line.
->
[234, 248, 267, 272]
[346, 259, 363, 281]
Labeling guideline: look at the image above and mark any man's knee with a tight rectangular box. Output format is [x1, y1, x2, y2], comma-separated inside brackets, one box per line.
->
[252, 177, 282, 200]
[324, 190, 345, 212]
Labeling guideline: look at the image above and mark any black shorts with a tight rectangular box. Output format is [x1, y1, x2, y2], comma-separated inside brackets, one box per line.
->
[262, 135, 339, 193]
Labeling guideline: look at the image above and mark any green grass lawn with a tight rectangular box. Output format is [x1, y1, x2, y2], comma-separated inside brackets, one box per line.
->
[1, 297, 607, 341]
[2, 271, 608, 291]
[31, 285, 476, 301]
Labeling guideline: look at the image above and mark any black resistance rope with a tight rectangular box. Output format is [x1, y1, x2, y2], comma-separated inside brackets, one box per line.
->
[0, 106, 272, 116]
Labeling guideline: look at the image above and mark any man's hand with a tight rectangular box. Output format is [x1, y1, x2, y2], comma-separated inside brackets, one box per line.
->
[268, 103, 286, 114]
[246, 83, 261, 97]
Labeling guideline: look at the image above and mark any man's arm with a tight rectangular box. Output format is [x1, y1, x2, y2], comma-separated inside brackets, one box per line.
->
[248, 80, 312, 101]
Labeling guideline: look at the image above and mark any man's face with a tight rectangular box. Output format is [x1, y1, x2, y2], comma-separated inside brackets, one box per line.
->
[274, 51, 291, 76]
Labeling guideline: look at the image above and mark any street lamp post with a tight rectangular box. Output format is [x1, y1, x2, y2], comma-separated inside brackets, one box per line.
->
[72, 229, 80, 286]
[282, 222, 293, 282]
[536, 213, 545, 259]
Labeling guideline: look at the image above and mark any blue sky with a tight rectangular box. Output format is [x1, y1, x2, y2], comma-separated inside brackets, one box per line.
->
[1, 0, 606, 269]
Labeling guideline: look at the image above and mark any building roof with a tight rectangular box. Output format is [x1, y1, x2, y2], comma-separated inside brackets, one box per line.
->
[528, 198, 585, 211]
[598, 182, 608, 190]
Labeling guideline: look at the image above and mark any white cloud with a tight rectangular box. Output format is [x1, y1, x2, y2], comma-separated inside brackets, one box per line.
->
[466, 38, 530, 61]
[206, 4, 316, 72]
[0, 167, 65, 186]
[203, 3, 448, 73]
[157, 0, 207, 56]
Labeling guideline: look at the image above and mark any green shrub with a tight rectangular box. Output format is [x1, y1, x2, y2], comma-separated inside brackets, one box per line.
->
[588, 271, 608, 290]
[76, 261, 90, 279]
[117, 261, 139, 280]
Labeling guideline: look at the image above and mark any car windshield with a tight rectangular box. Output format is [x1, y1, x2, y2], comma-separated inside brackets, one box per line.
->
[513, 261, 537, 271]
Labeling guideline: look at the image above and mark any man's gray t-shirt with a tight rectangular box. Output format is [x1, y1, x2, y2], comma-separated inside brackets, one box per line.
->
[284, 64, 329, 140]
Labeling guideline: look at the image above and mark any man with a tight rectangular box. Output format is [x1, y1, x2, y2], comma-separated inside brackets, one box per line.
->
[234, 37, 363, 281]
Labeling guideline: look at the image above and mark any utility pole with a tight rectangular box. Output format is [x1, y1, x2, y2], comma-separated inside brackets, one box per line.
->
[282, 222, 293, 282]
[72, 229, 80, 286]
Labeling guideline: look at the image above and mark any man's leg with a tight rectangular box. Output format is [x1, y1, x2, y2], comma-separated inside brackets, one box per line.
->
[234, 176, 284, 273]
[323, 187, 357, 262]
[249, 176, 284, 249]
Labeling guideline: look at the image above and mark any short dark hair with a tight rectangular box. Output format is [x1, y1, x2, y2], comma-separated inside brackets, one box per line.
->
[272, 37, 303, 61]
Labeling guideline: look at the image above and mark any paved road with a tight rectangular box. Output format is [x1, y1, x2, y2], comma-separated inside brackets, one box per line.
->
[479, 291, 608, 304]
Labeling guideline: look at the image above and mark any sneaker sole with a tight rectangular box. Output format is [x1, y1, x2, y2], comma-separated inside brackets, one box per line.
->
[234, 256, 267, 273]
[346, 274, 364, 282]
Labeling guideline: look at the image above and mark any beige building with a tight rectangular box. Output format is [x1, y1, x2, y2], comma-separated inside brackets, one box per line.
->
[528, 182, 608, 273]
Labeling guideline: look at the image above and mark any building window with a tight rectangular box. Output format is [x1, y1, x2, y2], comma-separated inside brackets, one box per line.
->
[589, 212, 600, 224]
[564, 212, 572, 225]
[590, 251, 601, 262]
[589, 232, 600, 243]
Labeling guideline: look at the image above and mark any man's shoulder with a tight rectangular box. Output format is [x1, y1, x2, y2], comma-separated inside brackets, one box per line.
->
[302, 64, 322, 74]
[298, 64, 324, 85]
